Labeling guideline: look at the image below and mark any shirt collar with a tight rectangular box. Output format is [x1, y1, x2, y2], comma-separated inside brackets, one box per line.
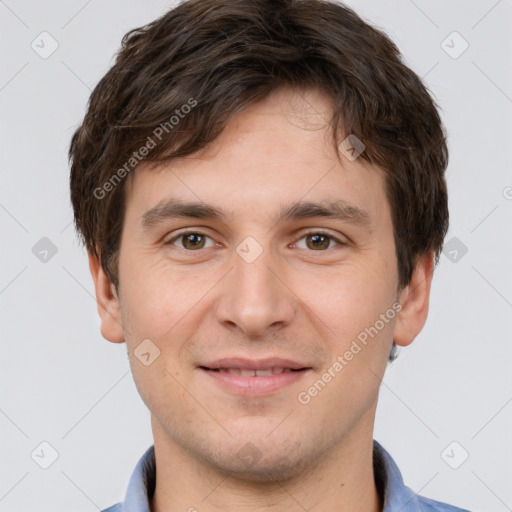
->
[373, 439, 424, 511]
[120, 440, 423, 512]
[122, 444, 155, 512]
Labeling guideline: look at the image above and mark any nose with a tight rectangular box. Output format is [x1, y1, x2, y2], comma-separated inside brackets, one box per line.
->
[214, 243, 296, 338]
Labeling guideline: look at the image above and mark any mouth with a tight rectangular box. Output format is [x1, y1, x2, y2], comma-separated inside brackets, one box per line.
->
[202, 367, 305, 376]
[198, 358, 312, 396]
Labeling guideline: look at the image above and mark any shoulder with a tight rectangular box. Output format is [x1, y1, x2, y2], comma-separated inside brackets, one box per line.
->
[100, 504, 122, 512]
[417, 494, 472, 512]
[372, 440, 472, 512]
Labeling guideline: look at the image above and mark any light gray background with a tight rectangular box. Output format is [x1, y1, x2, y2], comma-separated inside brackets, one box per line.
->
[1, 1, 511, 511]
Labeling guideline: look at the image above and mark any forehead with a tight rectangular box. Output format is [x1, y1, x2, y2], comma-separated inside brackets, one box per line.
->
[124, 87, 390, 228]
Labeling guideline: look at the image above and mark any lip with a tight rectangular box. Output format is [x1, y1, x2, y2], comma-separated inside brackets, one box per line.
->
[200, 357, 309, 371]
[198, 357, 312, 396]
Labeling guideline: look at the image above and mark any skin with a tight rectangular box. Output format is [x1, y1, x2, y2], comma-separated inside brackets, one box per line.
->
[89, 86, 434, 512]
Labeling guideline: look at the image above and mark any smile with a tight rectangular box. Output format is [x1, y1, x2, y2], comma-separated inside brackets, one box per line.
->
[206, 367, 302, 376]
[199, 357, 312, 396]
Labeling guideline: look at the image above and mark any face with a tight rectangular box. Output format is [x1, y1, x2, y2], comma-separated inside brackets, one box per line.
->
[91, 86, 432, 481]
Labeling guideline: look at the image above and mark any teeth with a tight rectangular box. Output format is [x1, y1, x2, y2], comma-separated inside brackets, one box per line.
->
[255, 369, 273, 376]
[217, 367, 292, 376]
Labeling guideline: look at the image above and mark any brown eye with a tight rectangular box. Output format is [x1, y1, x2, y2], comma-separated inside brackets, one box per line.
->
[306, 233, 331, 250]
[182, 233, 205, 250]
[294, 232, 344, 251]
[168, 232, 214, 250]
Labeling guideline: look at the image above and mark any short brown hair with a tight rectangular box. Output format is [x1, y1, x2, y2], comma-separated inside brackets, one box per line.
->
[69, 0, 449, 357]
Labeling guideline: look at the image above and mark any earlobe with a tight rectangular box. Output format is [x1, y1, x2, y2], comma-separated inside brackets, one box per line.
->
[393, 252, 435, 348]
[88, 251, 125, 344]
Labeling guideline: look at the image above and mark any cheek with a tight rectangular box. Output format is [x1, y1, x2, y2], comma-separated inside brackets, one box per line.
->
[300, 258, 397, 340]
[120, 253, 187, 324]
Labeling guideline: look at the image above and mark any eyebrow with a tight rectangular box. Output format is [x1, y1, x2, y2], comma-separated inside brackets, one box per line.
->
[140, 198, 371, 230]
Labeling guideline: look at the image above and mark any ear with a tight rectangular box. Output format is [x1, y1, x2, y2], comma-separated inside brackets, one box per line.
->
[88, 251, 125, 344]
[393, 252, 435, 347]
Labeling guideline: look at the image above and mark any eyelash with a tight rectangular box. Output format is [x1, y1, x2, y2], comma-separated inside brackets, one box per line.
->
[165, 229, 346, 252]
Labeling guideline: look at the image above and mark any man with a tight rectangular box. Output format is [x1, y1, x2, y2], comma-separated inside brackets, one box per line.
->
[69, 0, 470, 510]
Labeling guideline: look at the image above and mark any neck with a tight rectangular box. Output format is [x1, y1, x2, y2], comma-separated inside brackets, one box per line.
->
[149, 418, 382, 512]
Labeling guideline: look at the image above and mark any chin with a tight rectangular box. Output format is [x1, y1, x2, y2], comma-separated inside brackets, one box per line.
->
[200, 436, 324, 484]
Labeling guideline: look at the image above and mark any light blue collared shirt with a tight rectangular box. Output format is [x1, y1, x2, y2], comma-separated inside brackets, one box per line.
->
[102, 440, 471, 511]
